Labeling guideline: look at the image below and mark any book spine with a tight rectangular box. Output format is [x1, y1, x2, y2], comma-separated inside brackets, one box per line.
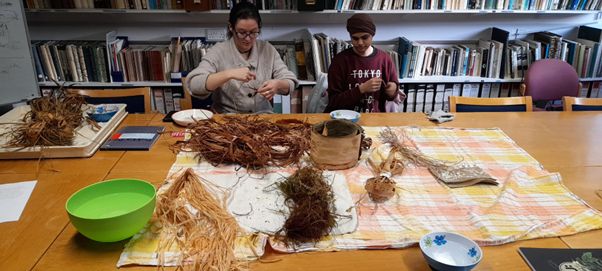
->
[164, 88, 175, 112]
[153, 88, 166, 113]
[294, 40, 308, 80]
[77, 45, 89, 82]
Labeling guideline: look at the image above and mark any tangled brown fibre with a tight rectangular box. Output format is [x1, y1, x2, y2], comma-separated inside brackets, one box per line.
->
[276, 166, 336, 247]
[4, 87, 89, 147]
[174, 116, 311, 169]
[155, 168, 241, 271]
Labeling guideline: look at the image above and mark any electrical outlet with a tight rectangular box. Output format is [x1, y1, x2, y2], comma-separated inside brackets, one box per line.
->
[206, 28, 227, 41]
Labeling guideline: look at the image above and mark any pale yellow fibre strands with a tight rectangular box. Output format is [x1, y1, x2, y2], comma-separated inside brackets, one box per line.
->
[155, 168, 242, 271]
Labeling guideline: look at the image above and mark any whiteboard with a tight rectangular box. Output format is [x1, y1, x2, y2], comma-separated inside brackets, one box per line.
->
[0, 0, 39, 105]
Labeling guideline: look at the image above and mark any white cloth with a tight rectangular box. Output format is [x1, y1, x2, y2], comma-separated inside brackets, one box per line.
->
[228, 170, 357, 235]
[427, 109, 454, 123]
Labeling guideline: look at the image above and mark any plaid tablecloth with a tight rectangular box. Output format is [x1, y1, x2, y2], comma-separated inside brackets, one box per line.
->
[118, 126, 602, 266]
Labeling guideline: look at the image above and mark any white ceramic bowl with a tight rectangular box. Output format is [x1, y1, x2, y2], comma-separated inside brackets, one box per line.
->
[419, 232, 482, 271]
[171, 109, 213, 126]
[330, 109, 360, 123]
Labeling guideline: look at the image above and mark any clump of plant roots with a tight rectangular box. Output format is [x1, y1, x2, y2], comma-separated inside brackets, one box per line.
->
[364, 177, 396, 203]
[4, 85, 89, 147]
[173, 116, 311, 169]
[155, 168, 241, 271]
[275, 166, 336, 246]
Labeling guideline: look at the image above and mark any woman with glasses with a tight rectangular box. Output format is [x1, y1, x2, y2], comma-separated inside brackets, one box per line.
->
[185, 1, 298, 113]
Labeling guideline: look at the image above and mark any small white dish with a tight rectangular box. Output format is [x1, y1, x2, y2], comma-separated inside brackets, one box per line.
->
[330, 109, 360, 123]
[419, 232, 482, 271]
[171, 109, 213, 126]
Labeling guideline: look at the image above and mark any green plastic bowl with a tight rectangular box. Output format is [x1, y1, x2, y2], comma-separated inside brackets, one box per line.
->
[66, 178, 156, 242]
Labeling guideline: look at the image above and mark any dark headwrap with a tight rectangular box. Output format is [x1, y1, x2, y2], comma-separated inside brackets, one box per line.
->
[346, 13, 376, 36]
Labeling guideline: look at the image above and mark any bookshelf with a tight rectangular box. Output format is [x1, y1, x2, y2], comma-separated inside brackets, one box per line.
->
[24, 8, 602, 113]
[26, 9, 601, 35]
[37, 80, 317, 87]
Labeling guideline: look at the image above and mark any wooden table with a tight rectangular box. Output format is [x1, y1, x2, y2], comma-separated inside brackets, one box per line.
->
[2, 112, 601, 271]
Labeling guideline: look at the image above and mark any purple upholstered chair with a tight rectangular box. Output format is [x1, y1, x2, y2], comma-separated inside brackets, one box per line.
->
[520, 59, 580, 111]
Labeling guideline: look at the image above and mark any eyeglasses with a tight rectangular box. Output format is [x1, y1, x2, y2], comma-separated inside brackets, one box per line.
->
[235, 31, 260, 39]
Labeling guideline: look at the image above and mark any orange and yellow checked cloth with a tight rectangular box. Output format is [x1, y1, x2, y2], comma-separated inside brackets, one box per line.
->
[118, 126, 602, 266]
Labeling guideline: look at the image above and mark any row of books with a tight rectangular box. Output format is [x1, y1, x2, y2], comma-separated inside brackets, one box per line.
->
[25, 0, 602, 9]
[105, 36, 213, 82]
[25, 0, 227, 9]
[527, 29, 602, 78]
[309, 31, 509, 79]
[32, 41, 110, 83]
[398, 33, 509, 79]
[41, 33, 315, 83]
[397, 81, 601, 112]
[271, 40, 313, 81]
[24, 0, 297, 10]
[25, 0, 182, 9]
[401, 26, 602, 80]
[309, 25, 602, 83]
[107, 37, 314, 83]
[33, 25, 602, 84]
[311, 33, 352, 74]
[114, 45, 171, 82]
[334, 0, 602, 10]
[151, 87, 182, 113]
[167, 37, 213, 74]
[310, 33, 404, 77]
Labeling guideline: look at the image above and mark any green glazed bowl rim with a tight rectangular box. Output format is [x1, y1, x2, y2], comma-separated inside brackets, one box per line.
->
[65, 178, 156, 220]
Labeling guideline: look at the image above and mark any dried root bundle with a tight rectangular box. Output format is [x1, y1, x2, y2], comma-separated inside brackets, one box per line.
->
[174, 116, 311, 168]
[4, 86, 88, 147]
[155, 168, 241, 270]
[276, 166, 336, 246]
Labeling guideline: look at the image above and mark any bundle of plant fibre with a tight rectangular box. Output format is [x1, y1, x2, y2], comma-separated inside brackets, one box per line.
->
[176, 116, 311, 169]
[155, 168, 241, 270]
[4, 88, 88, 147]
[276, 166, 336, 246]
[379, 128, 497, 188]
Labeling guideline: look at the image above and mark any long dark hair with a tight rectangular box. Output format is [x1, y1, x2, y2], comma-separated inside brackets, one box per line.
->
[227, 1, 262, 39]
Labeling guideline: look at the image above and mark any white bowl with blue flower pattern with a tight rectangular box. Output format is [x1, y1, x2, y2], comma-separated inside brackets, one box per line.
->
[419, 232, 482, 271]
[330, 110, 360, 123]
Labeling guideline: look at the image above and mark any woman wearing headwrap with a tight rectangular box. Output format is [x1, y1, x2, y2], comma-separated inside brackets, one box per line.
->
[324, 13, 401, 113]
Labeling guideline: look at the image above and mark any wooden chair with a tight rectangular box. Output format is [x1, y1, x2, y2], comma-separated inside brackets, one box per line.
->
[67, 87, 152, 113]
[562, 96, 602, 112]
[449, 96, 533, 112]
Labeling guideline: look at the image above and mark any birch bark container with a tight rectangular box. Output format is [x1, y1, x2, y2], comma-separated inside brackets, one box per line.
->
[310, 119, 361, 170]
